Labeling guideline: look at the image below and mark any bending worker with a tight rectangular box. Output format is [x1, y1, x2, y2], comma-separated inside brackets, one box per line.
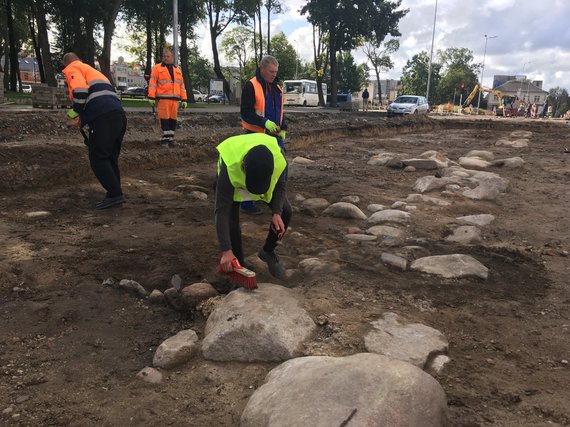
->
[240, 55, 287, 215]
[63, 52, 127, 210]
[147, 48, 187, 147]
[215, 133, 291, 280]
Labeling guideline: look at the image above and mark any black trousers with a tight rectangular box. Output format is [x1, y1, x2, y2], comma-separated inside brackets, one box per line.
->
[229, 197, 292, 265]
[87, 110, 127, 198]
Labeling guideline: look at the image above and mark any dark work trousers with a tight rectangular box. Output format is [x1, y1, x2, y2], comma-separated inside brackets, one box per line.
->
[229, 197, 292, 265]
[87, 110, 127, 198]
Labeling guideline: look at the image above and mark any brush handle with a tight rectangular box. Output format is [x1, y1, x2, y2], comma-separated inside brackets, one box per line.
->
[231, 258, 256, 278]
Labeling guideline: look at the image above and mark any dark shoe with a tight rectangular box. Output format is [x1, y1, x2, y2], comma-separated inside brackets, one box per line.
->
[241, 204, 263, 215]
[258, 249, 285, 279]
[169, 140, 176, 147]
[95, 195, 126, 210]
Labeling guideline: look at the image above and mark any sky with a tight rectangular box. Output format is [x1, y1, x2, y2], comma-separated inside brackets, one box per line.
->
[113, 0, 570, 91]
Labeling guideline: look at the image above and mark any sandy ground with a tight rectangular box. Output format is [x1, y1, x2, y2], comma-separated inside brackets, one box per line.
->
[0, 110, 569, 426]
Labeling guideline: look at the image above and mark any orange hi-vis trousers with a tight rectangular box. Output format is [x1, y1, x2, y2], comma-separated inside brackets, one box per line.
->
[157, 99, 179, 142]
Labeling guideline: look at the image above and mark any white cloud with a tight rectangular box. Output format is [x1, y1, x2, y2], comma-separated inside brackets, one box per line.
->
[112, 0, 570, 90]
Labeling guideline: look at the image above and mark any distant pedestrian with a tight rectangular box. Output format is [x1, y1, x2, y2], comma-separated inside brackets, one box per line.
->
[468, 104, 473, 115]
[446, 101, 451, 114]
[547, 104, 553, 118]
[540, 101, 549, 118]
[362, 88, 370, 111]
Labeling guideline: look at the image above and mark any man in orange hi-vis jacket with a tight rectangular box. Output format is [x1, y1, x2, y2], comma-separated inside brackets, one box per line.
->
[63, 52, 127, 210]
[147, 48, 187, 147]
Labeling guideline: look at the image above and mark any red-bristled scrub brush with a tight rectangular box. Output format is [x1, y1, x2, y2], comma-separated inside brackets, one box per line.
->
[217, 258, 257, 289]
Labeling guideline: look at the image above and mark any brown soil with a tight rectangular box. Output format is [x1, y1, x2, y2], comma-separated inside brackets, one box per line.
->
[0, 110, 569, 426]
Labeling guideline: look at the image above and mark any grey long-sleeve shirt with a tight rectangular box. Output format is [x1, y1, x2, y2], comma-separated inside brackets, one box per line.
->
[215, 160, 287, 251]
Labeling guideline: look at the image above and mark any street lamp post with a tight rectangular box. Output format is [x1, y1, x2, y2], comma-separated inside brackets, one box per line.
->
[476, 34, 497, 114]
[292, 39, 298, 79]
[519, 61, 533, 101]
[426, 0, 438, 103]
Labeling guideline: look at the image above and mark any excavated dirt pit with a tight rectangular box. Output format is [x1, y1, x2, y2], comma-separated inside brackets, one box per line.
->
[0, 110, 569, 426]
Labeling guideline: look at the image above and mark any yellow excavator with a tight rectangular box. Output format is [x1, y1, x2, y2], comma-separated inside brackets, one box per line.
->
[462, 84, 517, 116]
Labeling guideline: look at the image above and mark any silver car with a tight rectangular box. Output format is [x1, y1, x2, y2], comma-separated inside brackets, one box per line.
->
[387, 95, 430, 116]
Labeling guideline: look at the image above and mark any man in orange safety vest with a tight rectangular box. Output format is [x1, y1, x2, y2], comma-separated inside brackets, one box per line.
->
[147, 48, 188, 147]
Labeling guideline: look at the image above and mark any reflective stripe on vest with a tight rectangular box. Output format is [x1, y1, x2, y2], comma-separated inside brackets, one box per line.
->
[241, 77, 284, 133]
[216, 134, 287, 203]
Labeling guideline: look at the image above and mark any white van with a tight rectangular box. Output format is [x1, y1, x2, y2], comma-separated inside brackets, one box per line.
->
[283, 80, 327, 106]
[20, 84, 32, 93]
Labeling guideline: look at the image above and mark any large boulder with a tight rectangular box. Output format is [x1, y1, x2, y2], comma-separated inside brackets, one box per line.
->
[411, 254, 489, 279]
[322, 202, 367, 220]
[241, 353, 448, 427]
[367, 209, 411, 225]
[365, 312, 448, 368]
[201, 284, 317, 362]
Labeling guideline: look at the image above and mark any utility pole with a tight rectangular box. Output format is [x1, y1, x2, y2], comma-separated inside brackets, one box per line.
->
[425, 0, 438, 103]
[476, 34, 497, 114]
[173, 0, 179, 65]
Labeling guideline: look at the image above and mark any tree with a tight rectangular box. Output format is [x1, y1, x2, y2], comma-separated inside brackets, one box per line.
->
[97, 0, 123, 84]
[180, 0, 205, 102]
[6, 0, 21, 91]
[547, 87, 569, 117]
[264, 0, 284, 55]
[269, 32, 297, 82]
[301, 0, 407, 106]
[31, 0, 57, 86]
[362, 38, 399, 105]
[436, 47, 479, 105]
[186, 45, 213, 91]
[400, 51, 441, 100]
[336, 51, 367, 94]
[205, 0, 255, 99]
[310, 23, 328, 106]
[221, 26, 253, 89]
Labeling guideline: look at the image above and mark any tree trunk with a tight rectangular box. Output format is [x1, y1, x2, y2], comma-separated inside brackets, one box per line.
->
[144, 12, 153, 82]
[179, 0, 195, 102]
[375, 68, 381, 106]
[257, 3, 263, 58]
[34, 0, 56, 86]
[98, 0, 123, 84]
[252, 14, 258, 64]
[328, 31, 337, 107]
[266, 4, 271, 54]
[27, 10, 44, 83]
[210, 26, 231, 100]
[6, 0, 20, 91]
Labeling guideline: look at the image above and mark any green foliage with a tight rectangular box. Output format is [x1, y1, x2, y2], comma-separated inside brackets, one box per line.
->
[336, 51, 367, 93]
[547, 86, 569, 117]
[401, 51, 440, 97]
[269, 32, 299, 82]
[186, 46, 214, 92]
[221, 26, 253, 84]
[301, 0, 407, 105]
[435, 47, 479, 104]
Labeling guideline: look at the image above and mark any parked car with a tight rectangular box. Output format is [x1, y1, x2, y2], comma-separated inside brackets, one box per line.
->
[122, 87, 147, 98]
[206, 93, 229, 103]
[20, 84, 32, 93]
[387, 95, 430, 117]
[325, 93, 354, 109]
[192, 89, 205, 102]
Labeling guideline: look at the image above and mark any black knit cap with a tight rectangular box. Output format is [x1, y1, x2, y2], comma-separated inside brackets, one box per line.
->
[244, 145, 274, 195]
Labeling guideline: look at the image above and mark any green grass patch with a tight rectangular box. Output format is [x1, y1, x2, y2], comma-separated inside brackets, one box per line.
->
[4, 91, 32, 100]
